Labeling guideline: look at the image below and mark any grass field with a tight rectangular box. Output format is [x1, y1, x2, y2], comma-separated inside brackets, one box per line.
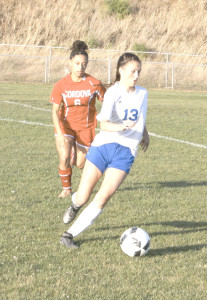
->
[0, 83, 207, 300]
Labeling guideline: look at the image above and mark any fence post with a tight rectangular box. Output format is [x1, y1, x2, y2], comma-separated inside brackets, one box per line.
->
[47, 46, 52, 83]
[107, 50, 111, 84]
[165, 53, 169, 88]
[171, 63, 174, 89]
[44, 56, 48, 83]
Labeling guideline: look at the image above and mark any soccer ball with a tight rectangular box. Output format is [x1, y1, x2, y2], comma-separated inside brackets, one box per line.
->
[120, 227, 150, 257]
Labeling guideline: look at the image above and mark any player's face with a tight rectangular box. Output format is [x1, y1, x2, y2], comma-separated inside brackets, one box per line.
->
[70, 55, 88, 80]
[119, 61, 141, 89]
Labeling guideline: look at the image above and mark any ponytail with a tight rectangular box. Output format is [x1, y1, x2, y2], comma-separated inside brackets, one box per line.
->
[70, 40, 88, 60]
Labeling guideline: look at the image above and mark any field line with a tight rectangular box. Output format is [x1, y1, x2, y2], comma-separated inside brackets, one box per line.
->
[0, 118, 53, 127]
[0, 117, 206, 149]
[1, 100, 51, 112]
[149, 132, 207, 149]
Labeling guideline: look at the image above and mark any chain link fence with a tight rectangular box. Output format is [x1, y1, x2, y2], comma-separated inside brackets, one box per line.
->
[0, 44, 207, 90]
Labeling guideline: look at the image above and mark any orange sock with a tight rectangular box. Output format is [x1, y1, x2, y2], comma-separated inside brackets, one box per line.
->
[59, 168, 72, 190]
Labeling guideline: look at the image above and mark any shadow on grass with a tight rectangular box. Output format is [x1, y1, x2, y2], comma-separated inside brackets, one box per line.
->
[158, 181, 207, 188]
[150, 227, 207, 237]
[148, 243, 207, 257]
[97, 220, 207, 232]
[147, 220, 207, 228]
[118, 181, 207, 191]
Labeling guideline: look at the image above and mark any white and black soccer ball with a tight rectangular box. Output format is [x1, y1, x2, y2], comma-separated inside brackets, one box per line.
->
[120, 227, 150, 257]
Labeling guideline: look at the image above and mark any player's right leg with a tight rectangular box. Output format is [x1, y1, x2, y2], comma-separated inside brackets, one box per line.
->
[55, 132, 75, 198]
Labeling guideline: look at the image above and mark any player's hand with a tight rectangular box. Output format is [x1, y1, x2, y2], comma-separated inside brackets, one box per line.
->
[122, 120, 136, 130]
[140, 130, 150, 152]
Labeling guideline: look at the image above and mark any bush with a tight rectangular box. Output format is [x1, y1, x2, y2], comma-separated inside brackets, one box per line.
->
[87, 37, 101, 49]
[132, 43, 149, 60]
[104, 0, 131, 18]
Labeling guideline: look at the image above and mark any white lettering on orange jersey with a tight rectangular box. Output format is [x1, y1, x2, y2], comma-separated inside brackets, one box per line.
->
[62, 90, 91, 99]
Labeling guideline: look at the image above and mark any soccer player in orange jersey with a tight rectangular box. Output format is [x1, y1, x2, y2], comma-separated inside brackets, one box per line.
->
[49, 40, 106, 198]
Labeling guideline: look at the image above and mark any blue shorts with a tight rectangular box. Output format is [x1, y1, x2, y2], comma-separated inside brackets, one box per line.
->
[86, 143, 134, 174]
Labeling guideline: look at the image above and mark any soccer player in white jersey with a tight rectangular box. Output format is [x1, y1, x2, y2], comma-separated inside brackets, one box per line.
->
[60, 52, 150, 248]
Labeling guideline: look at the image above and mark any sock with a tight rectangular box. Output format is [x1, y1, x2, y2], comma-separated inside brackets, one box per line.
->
[71, 192, 81, 209]
[68, 201, 103, 238]
[59, 168, 72, 190]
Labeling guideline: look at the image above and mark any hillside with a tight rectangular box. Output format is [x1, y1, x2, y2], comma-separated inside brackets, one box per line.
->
[1, 0, 207, 55]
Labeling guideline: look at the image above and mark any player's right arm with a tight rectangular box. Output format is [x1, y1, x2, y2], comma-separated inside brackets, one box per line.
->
[52, 103, 65, 145]
[140, 126, 149, 152]
[50, 80, 65, 144]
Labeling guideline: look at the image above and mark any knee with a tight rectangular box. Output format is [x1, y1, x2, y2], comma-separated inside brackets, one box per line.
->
[76, 163, 84, 169]
[76, 191, 90, 206]
[95, 193, 110, 209]
[76, 160, 85, 169]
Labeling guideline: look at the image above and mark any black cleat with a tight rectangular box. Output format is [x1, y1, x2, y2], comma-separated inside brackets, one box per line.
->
[60, 232, 79, 249]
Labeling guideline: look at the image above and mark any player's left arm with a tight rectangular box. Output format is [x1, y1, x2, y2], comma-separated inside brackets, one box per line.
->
[95, 82, 106, 102]
[140, 126, 150, 152]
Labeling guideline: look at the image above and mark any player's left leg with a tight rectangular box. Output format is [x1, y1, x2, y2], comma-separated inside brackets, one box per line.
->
[70, 143, 76, 167]
[64, 168, 127, 240]
[62, 128, 95, 222]
[62, 159, 103, 224]
[61, 160, 103, 246]
[75, 128, 95, 169]
[92, 167, 128, 208]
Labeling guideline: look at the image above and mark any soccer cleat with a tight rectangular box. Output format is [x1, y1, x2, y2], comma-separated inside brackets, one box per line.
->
[60, 232, 79, 249]
[63, 204, 80, 224]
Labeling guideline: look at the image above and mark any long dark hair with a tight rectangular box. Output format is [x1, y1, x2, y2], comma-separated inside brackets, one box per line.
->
[115, 52, 142, 82]
[70, 40, 88, 61]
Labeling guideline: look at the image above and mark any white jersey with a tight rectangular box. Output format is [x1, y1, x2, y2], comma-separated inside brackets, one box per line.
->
[92, 82, 148, 157]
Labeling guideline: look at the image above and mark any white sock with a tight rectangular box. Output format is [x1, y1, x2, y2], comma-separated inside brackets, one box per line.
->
[72, 192, 80, 209]
[67, 201, 103, 238]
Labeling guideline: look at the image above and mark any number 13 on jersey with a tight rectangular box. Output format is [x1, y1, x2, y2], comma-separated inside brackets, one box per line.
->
[123, 109, 138, 121]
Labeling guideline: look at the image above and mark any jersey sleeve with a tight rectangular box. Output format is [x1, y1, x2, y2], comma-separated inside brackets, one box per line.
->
[49, 81, 63, 105]
[97, 87, 114, 121]
[96, 82, 106, 102]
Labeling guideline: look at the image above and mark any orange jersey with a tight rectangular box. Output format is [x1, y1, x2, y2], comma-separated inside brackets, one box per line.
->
[49, 73, 106, 130]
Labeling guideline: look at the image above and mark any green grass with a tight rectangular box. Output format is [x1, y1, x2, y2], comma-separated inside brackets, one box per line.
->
[0, 83, 207, 299]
